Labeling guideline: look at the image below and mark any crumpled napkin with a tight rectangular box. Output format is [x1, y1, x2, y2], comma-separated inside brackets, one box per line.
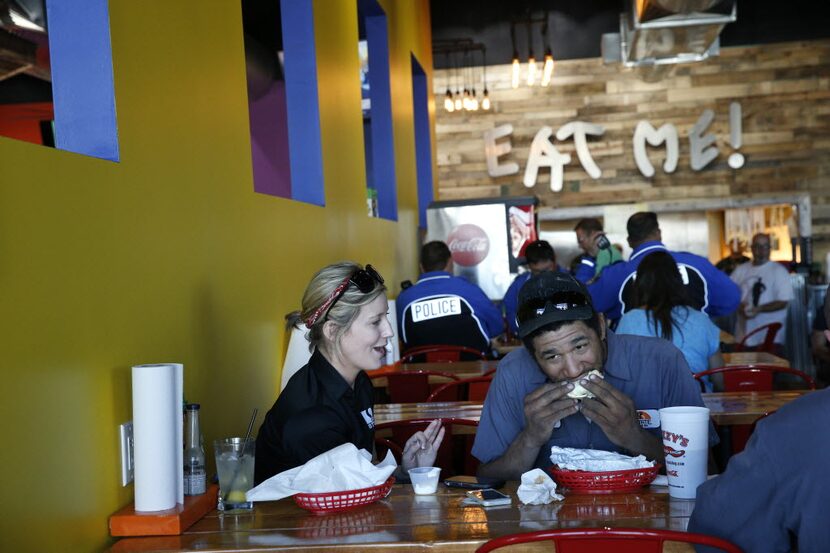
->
[550, 446, 654, 472]
[516, 468, 564, 505]
[246, 443, 397, 502]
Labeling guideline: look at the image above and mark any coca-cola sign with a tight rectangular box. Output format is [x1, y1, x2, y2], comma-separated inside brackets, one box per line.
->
[447, 224, 490, 266]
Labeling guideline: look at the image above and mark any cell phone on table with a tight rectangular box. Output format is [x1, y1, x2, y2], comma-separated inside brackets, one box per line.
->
[444, 475, 506, 490]
[465, 488, 511, 507]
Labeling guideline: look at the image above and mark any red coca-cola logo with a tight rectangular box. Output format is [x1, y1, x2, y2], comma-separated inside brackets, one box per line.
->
[447, 224, 490, 266]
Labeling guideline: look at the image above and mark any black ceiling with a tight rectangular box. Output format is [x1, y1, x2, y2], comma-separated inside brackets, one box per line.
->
[430, 0, 830, 68]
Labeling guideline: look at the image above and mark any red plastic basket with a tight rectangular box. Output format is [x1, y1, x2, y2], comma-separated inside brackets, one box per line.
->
[293, 477, 395, 514]
[549, 464, 660, 494]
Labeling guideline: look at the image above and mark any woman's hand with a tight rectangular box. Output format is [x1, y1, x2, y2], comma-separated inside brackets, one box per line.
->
[401, 419, 445, 471]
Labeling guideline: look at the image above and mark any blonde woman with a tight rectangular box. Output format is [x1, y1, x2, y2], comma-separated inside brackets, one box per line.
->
[254, 262, 444, 484]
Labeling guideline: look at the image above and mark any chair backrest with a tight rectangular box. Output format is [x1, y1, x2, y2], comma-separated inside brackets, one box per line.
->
[374, 417, 479, 476]
[401, 344, 488, 363]
[735, 322, 782, 353]
[694, 364, 816, 392]
[426, 375, 494, 402]
[401, 295, 491, 353]
[475, 528, 743, 553]
[369, 369, 460, 403]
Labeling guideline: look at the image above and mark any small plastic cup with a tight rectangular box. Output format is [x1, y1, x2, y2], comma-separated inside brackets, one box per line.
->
[408, 466, 441, 495]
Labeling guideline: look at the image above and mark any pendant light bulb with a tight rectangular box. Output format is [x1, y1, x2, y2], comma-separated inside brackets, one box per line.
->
[527, 55, 537, 86]
[511, 56, 520, 89]
[444, 89, 455, 112]
[482, 89, 491, 110]
[541, 51, 554, 87]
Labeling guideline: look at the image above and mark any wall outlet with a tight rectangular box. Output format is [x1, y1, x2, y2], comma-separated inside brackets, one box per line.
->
[119, 421, 134, 486]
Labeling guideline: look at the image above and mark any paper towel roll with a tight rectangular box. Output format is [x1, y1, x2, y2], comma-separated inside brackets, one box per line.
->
[132, 363, 183, 512]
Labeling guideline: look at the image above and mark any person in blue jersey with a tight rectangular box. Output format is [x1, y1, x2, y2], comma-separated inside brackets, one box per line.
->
[616, 251, 724, 391]
[503, 240, 565, 337]
[397, 241, 504, 354]
[587, 211, 740, 323]
[574, 218, 622, 284]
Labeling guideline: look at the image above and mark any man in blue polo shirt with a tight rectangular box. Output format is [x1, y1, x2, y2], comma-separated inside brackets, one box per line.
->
[588, 211, 740, 322]
[473, 271, 715, 480]
[397, 241, 504, 354]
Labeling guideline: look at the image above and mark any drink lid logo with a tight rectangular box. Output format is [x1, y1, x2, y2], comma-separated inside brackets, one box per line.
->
[447, 224, 490, 266]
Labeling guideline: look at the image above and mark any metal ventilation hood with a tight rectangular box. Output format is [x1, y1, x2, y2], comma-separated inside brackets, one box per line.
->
[602, 0, 737, 67]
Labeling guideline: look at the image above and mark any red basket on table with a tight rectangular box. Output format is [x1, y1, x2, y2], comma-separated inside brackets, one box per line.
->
[549, 464, 660, 494]
[293, 477, 395, 514]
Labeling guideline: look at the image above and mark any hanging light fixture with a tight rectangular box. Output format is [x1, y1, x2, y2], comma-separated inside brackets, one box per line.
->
[453, 51, 463, 111]
[541, 12, 554, 87]
[442, 52, 455, 112]
[481, 48, 491, 110]
[526, 20, 536, 86]
[510, 23, 520, 89]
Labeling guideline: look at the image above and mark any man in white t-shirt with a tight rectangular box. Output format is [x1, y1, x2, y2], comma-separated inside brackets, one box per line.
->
[730, 233, 793, 354]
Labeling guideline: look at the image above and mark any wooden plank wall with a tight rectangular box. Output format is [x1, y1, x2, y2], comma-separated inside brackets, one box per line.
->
[433, 40, 830, 259]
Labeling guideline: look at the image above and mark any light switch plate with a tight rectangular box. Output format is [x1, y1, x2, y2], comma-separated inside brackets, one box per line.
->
[119, 421, 134, 486]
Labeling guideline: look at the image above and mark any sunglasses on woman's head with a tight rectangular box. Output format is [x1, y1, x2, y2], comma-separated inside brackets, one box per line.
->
[304, 265, 384, 327]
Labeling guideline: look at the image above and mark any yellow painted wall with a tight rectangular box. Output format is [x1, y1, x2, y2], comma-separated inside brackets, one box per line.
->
[0, 0, 433, 550]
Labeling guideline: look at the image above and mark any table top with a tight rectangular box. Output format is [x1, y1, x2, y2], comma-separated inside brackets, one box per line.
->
[721, 351, 789, 367]
[374, 390, 811, 428]
[368, 360, 499, 387]
[110, 481, 697, 553]
[368, 351, 788, 389]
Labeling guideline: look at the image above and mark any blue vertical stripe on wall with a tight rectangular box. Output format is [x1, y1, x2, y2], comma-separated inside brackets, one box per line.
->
[411, 55, 433, 230]
[363, 5, 397, 221]
[282, 0, 324, 205]
[45, 0, 120, 162]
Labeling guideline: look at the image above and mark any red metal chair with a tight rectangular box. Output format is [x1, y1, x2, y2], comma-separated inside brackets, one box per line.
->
[369, 369, 461, 403]
[695, 364, 814, 454]
[475, 528, 743, 553]
[374, 417, 479, 476]
[400, 344, 488, 363]
[426, 375, 494, 402]
[734, 322, 782, 353]
[694, 364, 816, 392]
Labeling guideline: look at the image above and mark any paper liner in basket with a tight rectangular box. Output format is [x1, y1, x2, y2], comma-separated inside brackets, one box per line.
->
[246, 443, 397, 502]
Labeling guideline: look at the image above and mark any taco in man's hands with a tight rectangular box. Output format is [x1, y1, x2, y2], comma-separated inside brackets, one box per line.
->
[567, 370, 603, 399]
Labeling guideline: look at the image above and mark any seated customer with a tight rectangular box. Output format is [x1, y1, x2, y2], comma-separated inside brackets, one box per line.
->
[810, 302, 830, 387]
[503, 240, 564, 337]
[255, 262, 444, 484]
[472, 271, 715, 480]
[689, 341, 830, 552]
[616, 251, 724, 391]
[397, 241, 504, 354]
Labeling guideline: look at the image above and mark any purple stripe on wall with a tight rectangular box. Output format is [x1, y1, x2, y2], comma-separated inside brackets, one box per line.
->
[249, 80, 292, 198]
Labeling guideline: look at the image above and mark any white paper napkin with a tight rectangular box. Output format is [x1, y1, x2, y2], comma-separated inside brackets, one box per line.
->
[246, 443, 397, 502]
[516, 468, 564, 505]
[550, 446, 654, 472]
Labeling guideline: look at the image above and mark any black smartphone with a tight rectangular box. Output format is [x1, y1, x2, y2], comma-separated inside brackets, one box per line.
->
[465, 488, 512, 506]
[596, 233, 611, 250]
[443, 475, 506, 490]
